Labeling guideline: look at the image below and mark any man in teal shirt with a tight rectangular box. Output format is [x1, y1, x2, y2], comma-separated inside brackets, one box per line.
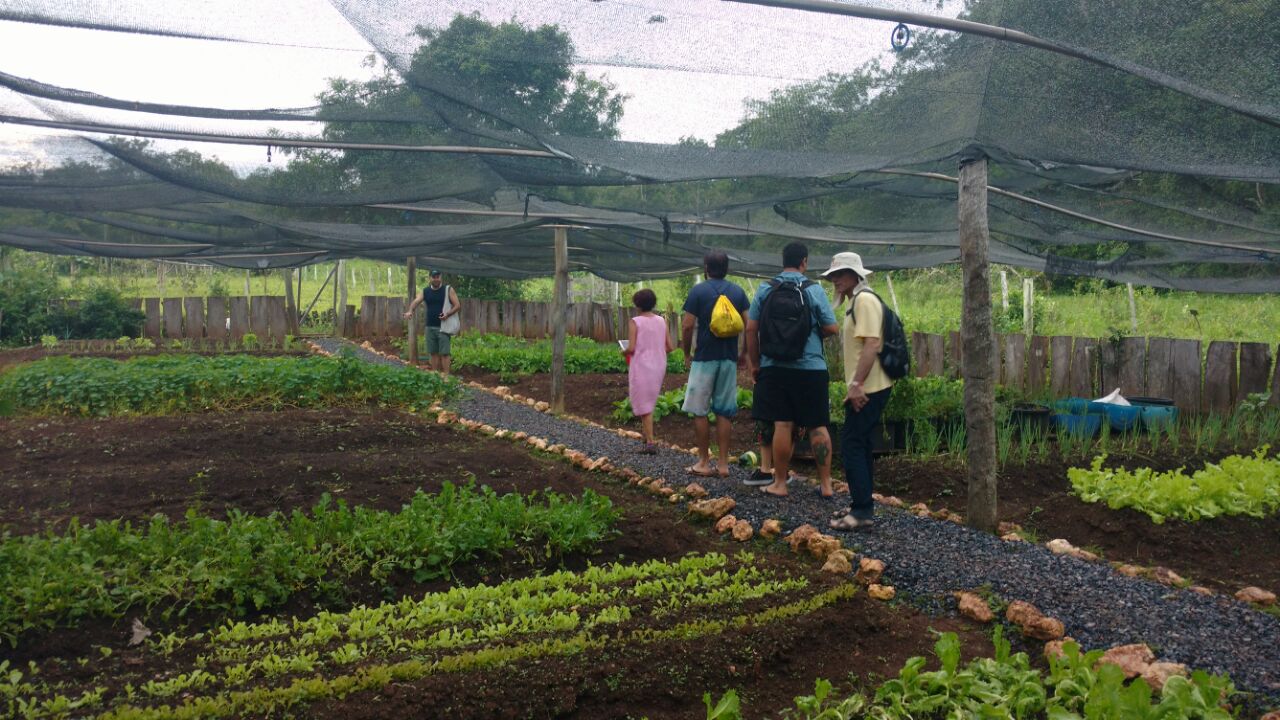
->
[745, 242, 840, 498]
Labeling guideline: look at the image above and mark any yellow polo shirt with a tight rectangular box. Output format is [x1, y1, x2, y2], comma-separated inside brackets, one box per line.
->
[842, 290, 893, 394]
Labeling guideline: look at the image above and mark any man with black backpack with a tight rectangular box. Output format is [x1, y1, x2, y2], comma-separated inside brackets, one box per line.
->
[821, 252, 907, 531]
[744, 242, 840, 499]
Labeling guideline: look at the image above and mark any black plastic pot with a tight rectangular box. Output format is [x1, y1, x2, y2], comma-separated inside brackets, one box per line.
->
[1009, 403, 1051, 436]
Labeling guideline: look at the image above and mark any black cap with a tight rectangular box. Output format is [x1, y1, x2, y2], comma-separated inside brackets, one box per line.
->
[429, 269, 442, 277]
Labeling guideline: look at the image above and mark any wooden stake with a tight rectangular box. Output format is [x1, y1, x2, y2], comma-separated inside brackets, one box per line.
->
[244, 270, 250, 299]
[1000, 270, 1009, 311]
[1126, 283, 1138, 334]
[1022, 278, 1034, 334]
[551, 226, 570, 414]
[884, 272, 901, 315]
[406, 257, 419, 365]
[283, 269, 297, 334]
[336, 260, 348, 336]
[958, 156, 998, 533]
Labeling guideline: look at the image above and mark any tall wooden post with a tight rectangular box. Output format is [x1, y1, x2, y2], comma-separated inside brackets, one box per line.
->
[551, 226, 569, 413]
[406, 257, 419, 365]
[283, 269, 297, 334]
[336, 259, 348, 336]
[1126, 283, 1138, 334]
[958, 156, 998, 533]
[1022, 278, 1034, 334]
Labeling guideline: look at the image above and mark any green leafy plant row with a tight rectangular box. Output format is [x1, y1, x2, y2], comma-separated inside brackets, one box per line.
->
[706, 628, 1235, 719]
[427, 332, 684, 378]
[0, 353, 458, 417]
[0, 483, 619, 645]
[5, 553, 851, 719]
[1068, 447, 1280, 523]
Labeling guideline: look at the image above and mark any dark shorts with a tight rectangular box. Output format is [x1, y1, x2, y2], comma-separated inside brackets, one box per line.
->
[752, 367, 830, 428]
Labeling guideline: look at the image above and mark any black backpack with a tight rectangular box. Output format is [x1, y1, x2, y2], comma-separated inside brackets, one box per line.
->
[852, 289, 911, 379]
[759, 279, 818, 361]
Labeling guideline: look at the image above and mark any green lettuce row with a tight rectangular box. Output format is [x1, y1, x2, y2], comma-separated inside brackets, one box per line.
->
[1068, 447, 1280, 523]
[0, 483, 619, 644]
[0, 353, 459, 417]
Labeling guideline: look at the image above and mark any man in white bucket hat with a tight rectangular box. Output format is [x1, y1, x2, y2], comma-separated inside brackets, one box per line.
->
[821, 252, 895, 531]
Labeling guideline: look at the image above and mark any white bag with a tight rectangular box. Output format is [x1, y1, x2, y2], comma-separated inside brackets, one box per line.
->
[439, 286, 461, 336]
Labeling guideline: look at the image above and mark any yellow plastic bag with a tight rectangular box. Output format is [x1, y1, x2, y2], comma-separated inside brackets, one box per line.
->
[709, 294, 744, 338]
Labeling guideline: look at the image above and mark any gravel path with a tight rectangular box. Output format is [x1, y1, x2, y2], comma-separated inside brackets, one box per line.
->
[318, 338, 1280, 704]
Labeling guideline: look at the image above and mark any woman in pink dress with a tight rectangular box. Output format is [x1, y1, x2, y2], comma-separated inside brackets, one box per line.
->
[623, 289, 674, 453]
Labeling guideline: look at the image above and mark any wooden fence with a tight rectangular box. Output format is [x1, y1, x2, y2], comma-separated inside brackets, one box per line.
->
[908, 331, 1280, 415]
[123, 296, 1279, 414]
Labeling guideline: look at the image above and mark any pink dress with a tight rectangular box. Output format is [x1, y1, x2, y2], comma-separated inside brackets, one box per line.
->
[628, 314, 668, 416]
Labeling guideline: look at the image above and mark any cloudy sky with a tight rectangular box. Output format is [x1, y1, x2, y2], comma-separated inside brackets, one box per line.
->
[0, 0, 961, 167]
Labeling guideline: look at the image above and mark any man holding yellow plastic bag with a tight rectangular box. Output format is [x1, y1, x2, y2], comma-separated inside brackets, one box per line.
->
[680, 250, 750, 478]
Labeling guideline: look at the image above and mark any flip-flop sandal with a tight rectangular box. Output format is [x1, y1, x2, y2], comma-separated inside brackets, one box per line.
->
[829, 514, 875, 531]
[685, 465, 717, 478]
[830, 506, 852, 518]
[759, 485, 789, 498]
[816, 489, 841, 501]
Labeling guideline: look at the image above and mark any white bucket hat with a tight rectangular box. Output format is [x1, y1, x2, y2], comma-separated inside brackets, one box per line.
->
[820, 252, 873, 278]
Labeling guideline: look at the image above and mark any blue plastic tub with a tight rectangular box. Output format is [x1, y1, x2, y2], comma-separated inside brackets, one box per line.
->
[1052, 398, 1092, 415]
[1089, 401, 1141, 432]
[1051, 413, 1102, 437]
[1134, 403, 1179, 431]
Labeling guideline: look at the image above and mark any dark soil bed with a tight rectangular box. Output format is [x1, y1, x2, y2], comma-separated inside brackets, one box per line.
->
[0, 407, 991, 718]
[878, 453, 1280, 594]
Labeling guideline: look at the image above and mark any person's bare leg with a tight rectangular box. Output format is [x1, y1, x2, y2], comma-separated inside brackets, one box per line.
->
[810, 426, 834, 496]
[429, 353, 441, 372]
[440, 355, 451, 376]
[715, 416, 732, 476]
[640, 413, 655, 444]
[689, 416, 714, 473]
[764, 421, 794, 496]
[759, 443, 774, 474]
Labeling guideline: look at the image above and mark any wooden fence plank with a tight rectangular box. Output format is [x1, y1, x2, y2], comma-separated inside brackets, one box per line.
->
[1003, 334, 1025, 391]
[1272, 344, 1280, 407]
[143, 298, 161, 338]
[358, 296, 375, 337]
[342, 306, 357, 338]
[206, 297, 228, 340]
[911, 332, 928, 377]
[1201, 341, 1237, 415]
[183, 297, 204, 339]
[1026, 336, 1049, 397]
[1049, 336, 1073, 397]
[162, 298, 183, 338]
[250, 296, 270, 339]
[1118, 337, 1146, 397]
[924, 334, 945, 377]
[947, 331, 963, 378]
[1070, 338, 1098, 398]
[387, 298, 405, 337]
[266, 297, 288, 343]
[1238, 342, 1272, 400]
[228, 297, 249, 340]
[373, 296, 389, 337]
[1145, 338, 1173, 399]
[1169, 339, 1201, 415]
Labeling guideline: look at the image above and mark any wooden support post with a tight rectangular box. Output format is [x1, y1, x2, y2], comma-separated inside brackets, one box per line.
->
[336, 260, 348, 336]
[551, 226, 569, 414]
[1000, 270, 1009, 311]
[406, 257, 419, 365]
[1126, 283, 1138, 334]
[1022, 278, 1034, 334]
[283, 269, 297, 334]
[243, 270, 250, 299]
[884, 272, 901, 315]
[958, 156, 998, 533]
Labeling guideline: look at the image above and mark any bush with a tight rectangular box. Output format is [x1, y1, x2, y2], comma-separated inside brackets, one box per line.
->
[49, 286, 145, 339]
[0, 265, 59, 344]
